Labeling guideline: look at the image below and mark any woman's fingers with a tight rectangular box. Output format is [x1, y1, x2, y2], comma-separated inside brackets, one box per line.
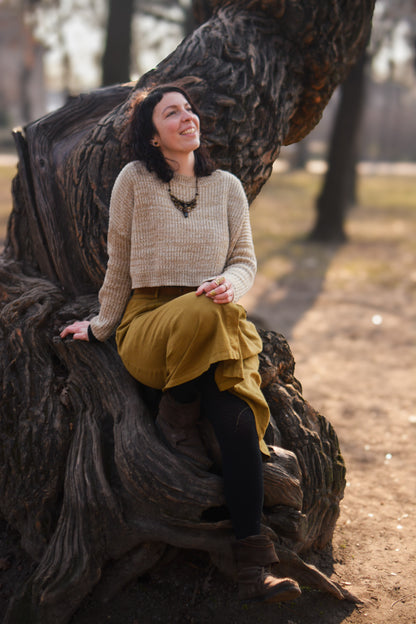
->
[196, 280, 217, 296]
[195, 282, 210, 296]
[196, 278, 234, 304]
[211, 285, 234, 304]
[60, 320, 90, 341]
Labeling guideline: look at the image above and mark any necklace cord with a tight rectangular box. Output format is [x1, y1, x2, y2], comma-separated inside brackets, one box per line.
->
[168, 178, 199, 218]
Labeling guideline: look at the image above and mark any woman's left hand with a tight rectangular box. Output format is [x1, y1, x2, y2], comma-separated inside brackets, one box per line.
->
[196, 276, 234, 304]
[60, 320, 91, 341]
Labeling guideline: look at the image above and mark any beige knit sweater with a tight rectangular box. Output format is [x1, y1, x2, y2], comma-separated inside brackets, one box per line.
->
[89, 160, 257, 341]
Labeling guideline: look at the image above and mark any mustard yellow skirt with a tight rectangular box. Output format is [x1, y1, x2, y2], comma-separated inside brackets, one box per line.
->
[116, 290, 270, 455]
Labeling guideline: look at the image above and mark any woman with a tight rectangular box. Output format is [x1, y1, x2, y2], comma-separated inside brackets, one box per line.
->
[60, 84, 300, 604]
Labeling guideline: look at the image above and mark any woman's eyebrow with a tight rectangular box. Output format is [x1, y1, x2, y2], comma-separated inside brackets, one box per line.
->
[162, 104, 179, 114]
[161, 102, 190, 115]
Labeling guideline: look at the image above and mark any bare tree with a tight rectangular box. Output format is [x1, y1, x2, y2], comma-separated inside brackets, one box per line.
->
[102, 0, 135, 85]
[1, 1, 375, 622]
[310, 0, 416, 242]
[310, 52, 368, 242]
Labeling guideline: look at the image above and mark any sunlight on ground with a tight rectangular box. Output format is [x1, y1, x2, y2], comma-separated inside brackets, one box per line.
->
[239, 170, 416, 336]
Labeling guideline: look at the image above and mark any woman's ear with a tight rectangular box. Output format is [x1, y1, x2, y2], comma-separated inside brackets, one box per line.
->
[151, 138, 159, 147]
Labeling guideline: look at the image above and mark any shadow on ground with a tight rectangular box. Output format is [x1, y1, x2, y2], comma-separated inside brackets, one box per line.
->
[246, 237, 342, 339]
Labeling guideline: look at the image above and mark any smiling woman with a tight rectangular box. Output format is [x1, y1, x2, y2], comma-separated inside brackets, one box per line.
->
[128, 85, 215, 184]
[59, 83, 301, 605]
[151, 91, 201, 169]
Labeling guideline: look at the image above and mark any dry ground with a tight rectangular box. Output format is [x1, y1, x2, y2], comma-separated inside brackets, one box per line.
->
[0, 164, 415, 623]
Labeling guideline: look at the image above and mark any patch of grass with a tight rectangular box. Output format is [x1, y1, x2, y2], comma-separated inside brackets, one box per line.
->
[251, 171, 323, 239]
[249, 170, 416, 292]
[0, 165, 15, 240]
[358, 174, 416, 213]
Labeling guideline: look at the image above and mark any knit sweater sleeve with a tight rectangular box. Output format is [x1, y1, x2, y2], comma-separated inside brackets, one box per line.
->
[89, 165, 135, 341]
[221, 175, 257, 302]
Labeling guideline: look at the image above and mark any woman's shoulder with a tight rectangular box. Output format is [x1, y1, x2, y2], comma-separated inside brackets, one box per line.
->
[111, 161, 155, 204]
[212, 170, 247, 200]
[117, 160, 148, 180]
[205, 168, 244, 189]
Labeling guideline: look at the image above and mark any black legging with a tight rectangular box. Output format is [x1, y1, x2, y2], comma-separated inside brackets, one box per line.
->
[168, 366, 264, 539]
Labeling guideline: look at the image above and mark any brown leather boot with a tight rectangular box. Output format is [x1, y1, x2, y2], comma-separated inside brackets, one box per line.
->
[156, 392, 212, 469]
[233, 535, 301, 603]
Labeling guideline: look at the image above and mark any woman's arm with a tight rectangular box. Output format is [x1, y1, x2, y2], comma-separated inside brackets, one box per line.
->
[196, 174, 256, 305]
[60, 165, 135, 341]
[221, 175, 257, 301]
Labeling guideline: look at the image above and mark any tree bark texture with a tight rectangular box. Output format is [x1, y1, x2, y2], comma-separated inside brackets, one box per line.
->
[1, 1, 375, 622]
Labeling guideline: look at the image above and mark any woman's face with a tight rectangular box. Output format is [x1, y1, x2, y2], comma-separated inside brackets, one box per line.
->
[151, 91, 200, 161]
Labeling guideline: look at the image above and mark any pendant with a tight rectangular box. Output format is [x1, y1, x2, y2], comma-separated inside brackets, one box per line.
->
[168, 179, 198, 218]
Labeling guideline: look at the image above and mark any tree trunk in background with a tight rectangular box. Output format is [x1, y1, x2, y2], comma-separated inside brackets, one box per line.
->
[310, 52, 368, 242]
[102, 0, 135, 86]
[291, 138, 309, 170]
[192, 0, 214, 26]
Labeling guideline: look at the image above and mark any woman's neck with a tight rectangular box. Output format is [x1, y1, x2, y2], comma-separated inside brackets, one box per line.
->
[164, 152, 196, 177]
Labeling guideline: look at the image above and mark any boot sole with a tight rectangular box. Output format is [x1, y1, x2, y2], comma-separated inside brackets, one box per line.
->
[245, 583, 301, 604]
[262, 584, 302, 604]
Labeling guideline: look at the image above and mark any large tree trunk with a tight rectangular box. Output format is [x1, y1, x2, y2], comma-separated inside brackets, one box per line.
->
[0, 1, 375, 622]
[310, 52, 368, 242]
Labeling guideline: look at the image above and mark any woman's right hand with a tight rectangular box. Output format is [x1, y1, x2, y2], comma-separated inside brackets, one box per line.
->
[196, 276, 234, 304]
[60, 320, 90, 341]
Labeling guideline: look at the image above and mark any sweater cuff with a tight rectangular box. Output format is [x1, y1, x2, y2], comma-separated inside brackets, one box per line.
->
[88, 324, 99, 343]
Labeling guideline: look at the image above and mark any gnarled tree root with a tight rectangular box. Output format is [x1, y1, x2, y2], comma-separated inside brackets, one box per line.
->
[1, 257, 347, 623]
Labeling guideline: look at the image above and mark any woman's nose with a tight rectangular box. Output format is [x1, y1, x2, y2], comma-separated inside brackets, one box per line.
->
[182, 108, 194, 120]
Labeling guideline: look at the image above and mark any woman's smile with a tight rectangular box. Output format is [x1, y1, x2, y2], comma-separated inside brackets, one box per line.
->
[152, 92, 201, 162]
[181, 127, 198, 135]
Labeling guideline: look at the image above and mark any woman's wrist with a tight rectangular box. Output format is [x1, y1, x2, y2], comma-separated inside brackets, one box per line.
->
[87, 324, 99, 343]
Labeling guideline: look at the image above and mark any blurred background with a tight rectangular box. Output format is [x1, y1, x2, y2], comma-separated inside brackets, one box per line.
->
[0, 1, 415, 162]
[0, 5, 415, 622]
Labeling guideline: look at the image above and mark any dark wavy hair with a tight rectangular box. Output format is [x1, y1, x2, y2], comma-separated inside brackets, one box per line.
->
[129, 84, 215, 182]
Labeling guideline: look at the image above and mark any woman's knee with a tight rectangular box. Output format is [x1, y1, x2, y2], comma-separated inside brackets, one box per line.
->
[176, 292, 235, 330]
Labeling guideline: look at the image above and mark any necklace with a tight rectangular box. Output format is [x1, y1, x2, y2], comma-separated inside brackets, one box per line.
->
[168, 178, 198, 218]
